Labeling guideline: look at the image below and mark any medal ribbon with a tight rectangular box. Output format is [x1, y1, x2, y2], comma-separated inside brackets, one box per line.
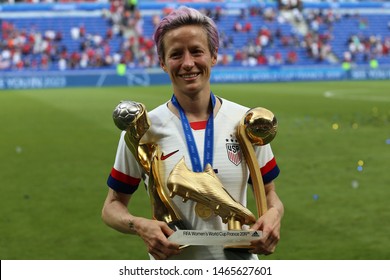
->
[171, 93, 216, 172]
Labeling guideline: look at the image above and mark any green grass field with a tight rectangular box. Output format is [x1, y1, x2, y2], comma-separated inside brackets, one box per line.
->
[1, 80, 389, 260]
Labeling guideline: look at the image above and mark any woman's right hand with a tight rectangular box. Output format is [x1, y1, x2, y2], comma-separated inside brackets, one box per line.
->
[133, 217, 182, 260]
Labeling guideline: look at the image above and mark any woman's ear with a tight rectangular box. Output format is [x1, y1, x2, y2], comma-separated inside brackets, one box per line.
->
[211, 48, 218, 66]
[159, 58, 167, 72]
[211, 53, 218, 66]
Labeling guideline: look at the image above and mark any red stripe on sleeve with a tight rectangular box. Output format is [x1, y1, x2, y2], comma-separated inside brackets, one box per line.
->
[110, 168, 141, 186]
[260, 157, 277, 176]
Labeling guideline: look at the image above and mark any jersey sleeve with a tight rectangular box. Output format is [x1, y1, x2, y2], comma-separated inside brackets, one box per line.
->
[106, 131, 143, 194]
[251, 143, 280, 185]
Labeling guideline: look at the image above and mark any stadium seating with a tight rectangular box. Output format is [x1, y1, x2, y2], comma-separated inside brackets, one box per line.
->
[1, 2, 389, 70]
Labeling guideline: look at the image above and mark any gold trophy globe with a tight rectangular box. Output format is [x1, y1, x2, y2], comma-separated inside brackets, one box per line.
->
[237, 107, 278, 219]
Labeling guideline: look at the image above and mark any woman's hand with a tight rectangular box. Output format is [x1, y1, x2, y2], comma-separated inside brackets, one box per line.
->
[249, 207, 282, 255]
[133, 217, 182, 260]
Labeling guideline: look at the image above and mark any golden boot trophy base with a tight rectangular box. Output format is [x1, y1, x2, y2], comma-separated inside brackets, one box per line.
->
[168, 229, 262, 249]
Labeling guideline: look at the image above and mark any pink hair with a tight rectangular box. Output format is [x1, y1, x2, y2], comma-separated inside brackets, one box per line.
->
[153, 6, 219, 61]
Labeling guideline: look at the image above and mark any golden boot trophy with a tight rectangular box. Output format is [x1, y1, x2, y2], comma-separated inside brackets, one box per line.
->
[168, 157, 257, 227]
[112, 101, 186, 231]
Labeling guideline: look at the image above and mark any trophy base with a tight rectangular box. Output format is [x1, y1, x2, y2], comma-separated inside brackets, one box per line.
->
[168, 230, 262, 247]
[223, 244, 254, 254]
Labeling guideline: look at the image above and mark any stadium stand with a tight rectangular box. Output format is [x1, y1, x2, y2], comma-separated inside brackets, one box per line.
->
[1, 0, 389, 71]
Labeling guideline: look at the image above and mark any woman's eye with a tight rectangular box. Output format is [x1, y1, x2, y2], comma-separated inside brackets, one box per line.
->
[170, 53, 181, 59]
[193, 49, 204, 55]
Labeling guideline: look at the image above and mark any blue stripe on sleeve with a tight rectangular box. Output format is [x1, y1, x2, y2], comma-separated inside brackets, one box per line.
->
[107, 175, 139, 194]
[248, 165, 280, 185]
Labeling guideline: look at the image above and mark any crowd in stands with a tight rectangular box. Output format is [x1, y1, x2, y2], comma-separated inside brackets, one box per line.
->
[100, 0, 157, 68]
[344, 34, 390, 65]
[1, 0, 389, 71]
[1, 0, 390, 4]
[0, 0, 108, 3]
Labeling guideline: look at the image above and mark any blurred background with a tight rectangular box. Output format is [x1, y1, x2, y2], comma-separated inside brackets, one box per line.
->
[1, 0, 389, 260]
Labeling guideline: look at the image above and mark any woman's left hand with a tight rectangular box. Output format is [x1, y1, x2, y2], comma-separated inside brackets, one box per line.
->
[249, 207, 282, 255]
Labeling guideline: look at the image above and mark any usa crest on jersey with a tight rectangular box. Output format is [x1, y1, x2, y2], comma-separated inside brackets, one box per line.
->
[226, 141, 242, 166]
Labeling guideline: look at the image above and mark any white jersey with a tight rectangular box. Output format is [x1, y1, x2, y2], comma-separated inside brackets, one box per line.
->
[107, 97, 280, 260]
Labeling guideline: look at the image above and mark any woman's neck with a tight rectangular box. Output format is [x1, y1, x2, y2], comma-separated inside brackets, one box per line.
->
[168, 93, 221, 122]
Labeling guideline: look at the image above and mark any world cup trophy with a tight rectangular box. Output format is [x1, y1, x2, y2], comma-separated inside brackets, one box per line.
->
[112, 101, 186, 231]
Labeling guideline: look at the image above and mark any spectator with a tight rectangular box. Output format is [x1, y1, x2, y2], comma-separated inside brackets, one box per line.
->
[233, 21, 242, 32]
[214, 6, 222, 22]
[71, 26, 80, 40]
[58, 57, 67, 71]
[152, 14, 161, 28]
[243, 22, 252, 33]
[287, 49, 298, 64]
[274, 51, 283, 65]
[257, 52, 268, 65]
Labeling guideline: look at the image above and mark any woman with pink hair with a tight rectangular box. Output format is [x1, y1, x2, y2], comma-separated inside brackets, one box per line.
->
[102, 6, 284, 260]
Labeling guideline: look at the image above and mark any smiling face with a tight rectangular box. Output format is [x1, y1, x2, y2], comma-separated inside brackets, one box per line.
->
[159, 25, 217, 97]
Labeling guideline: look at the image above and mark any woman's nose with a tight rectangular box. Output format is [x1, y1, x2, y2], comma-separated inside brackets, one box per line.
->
[182, 52, 195, 69]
